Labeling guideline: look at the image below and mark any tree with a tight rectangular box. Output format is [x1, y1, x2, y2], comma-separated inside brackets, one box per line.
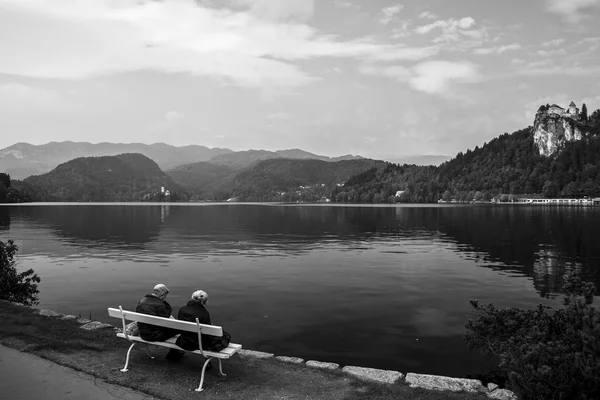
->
[0, 240, 40, 306]
[581, 103, 588, 123]
[0, 173, 10, 188]
[465, 270, 599, 400]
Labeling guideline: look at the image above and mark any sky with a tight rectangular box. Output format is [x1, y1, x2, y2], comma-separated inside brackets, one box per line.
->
[1, 0, 599, 161]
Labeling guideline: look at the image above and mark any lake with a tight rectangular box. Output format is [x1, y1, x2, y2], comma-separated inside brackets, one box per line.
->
[1, 203, 599, 378]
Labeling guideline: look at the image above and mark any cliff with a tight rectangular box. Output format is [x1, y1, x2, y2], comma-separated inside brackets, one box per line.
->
[533, 111, 584, 156]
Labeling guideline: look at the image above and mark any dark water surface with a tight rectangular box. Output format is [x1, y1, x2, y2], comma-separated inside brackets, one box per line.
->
[1, 203, 599, 377]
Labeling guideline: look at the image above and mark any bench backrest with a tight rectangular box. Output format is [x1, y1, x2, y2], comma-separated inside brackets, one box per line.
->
[107, 307, 223, 337]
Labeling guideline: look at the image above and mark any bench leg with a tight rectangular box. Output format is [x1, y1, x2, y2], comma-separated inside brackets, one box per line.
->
[121, 342, 136, 372]
[218, 358, 226, 377]
[194, 357, 214, 392]
[144, 344, 155, 360]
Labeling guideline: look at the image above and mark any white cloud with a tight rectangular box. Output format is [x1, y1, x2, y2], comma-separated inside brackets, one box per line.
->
[165, 111, 183, 121]
[0, 0, 435, 88]
[232, 0, 315, 23]
[266, 112, 294, 120]
[414, 17, 486, 47]
[333, 0, 359, 9]
[546, 0, 600, 23]
[416, 17, 475, 34]
[418, 11, 437, 20]
[473, 43, 522, 55]
[410, 61, 480, 95]
[0, 83, 72, 111]
[379, 4, 403, 26]
[541, 38, 566, 47]
[519, 64, 600, 76]
[360, 60, 481, 97]
[536, 48, 568, 57]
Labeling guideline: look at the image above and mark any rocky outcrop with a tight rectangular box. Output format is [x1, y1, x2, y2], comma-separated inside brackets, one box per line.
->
[533, 111, 584, 156]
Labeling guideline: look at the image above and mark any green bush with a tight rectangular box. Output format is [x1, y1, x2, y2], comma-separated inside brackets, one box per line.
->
[0, 239, 40, 306]
[465, 270, 599, 400]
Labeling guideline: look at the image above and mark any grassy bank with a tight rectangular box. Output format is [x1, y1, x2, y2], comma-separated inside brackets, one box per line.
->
[0, 301, 488, 400]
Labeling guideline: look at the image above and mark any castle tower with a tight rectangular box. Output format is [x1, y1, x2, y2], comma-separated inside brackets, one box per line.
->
[568, 101, 579, 118]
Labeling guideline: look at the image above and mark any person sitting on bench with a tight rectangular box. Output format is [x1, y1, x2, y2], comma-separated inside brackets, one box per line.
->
[136, 283, 182, 359]
[176, 290, 231, 355]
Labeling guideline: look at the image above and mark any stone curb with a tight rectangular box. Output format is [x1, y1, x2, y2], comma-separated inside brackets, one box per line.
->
[275, 356, 304, 364]
[80, 321, 115, 331]
[487, 388, 519, 399]
[237, 349, 274, 359]
[1, 302, 519, 398]
[405, 373, 487, 393]
[306, 360, 339, 370]
[37, 309, 63, 317]
[342, 366, 403, 384]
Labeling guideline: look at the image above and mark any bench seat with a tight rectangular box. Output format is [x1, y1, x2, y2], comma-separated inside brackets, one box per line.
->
[115, 332, 242, 358]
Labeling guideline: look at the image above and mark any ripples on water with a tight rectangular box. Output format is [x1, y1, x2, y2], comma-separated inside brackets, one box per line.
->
[0, 203, 598, 377]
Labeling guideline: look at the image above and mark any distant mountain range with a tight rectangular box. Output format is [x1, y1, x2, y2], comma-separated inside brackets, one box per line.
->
[0, 141, 365, 179]
[0, 142, 232, 179]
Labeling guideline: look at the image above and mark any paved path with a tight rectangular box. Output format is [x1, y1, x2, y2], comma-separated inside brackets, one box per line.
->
[0, 344, 155, 400]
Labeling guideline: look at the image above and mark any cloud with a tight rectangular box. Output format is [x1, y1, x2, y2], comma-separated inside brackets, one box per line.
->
[414, 17, 486, 46]
[541, 38, 566, 47]
[360, 60, 481, 97]
[418, 11, 437, 20]
[410, 61, 481, 95]
[545, 0, 600, 23]
[519, 64, 600, 77]
[379, 4, 403, 26]
[0, 0, 436, 88]
[266, 112, 294, 120]
[0, 83, 72, 111]
[473, 43, 522, 55]
[415, 17, 475, 34]
[536, 48, 568, 57]
[165, 111, 183, 121]
[333, 0, 359, 9]
[232, 0, 315, 23]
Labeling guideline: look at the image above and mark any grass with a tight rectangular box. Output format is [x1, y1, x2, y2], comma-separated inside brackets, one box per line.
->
[0, 300, 490, 400]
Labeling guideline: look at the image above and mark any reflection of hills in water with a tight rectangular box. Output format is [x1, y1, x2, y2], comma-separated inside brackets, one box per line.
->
[2, 204, 598, 294]
[419, 206, 599, 296]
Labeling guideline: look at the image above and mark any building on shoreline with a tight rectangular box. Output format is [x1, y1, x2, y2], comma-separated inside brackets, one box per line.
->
[508, 198, 598, 205]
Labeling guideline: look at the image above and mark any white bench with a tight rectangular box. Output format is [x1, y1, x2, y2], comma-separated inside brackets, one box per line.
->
[108, 306, 242, 392]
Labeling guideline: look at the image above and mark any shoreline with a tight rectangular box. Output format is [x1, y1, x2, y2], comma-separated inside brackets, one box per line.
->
[0, 300, 517, 399]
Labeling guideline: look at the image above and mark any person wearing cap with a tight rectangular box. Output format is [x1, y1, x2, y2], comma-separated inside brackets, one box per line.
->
[135, 283, 179, 342]
[175, 290, 216, 352]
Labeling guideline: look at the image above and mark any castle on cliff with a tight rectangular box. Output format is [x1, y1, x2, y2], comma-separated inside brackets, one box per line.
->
[538, 101, 580, 120]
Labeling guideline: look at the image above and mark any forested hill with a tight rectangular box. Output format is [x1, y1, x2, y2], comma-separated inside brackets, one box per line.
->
[12, 153, 187, 202]
[200, 158, 387, 201]
[333, 120, 600, 203]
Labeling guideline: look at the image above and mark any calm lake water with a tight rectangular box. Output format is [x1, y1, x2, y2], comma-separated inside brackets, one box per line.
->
[1, 203, 599, 377]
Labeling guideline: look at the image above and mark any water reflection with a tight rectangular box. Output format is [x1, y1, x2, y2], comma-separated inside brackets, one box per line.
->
[1, 204, 598, 377]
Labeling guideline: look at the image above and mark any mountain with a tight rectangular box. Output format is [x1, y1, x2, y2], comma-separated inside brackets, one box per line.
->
[207, 158, 387, 201]
[13, 153, 185, 202]
[166, 162, 235, 196]
[0, 141, 233, 179]
[332, 104, 600, 203]
[206, 149, 363, 169]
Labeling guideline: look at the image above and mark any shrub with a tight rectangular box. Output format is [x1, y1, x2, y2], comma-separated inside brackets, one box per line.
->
[0, 239, 40, 306]
[465, 270, 600, 400]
